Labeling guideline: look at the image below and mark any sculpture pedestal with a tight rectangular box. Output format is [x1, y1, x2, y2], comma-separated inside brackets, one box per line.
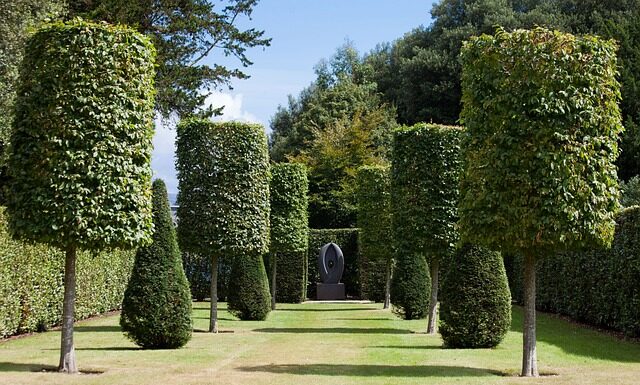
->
[317, 283, 345, 300]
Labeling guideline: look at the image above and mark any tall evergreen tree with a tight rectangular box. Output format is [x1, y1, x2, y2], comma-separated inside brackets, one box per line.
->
[121, 180, 192, 349]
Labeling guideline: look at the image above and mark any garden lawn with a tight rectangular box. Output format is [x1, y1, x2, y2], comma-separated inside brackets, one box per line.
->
[1, 302, 639, 385]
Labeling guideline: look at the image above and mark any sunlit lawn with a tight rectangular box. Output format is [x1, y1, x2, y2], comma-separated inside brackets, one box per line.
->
[1, 301, 639, 385]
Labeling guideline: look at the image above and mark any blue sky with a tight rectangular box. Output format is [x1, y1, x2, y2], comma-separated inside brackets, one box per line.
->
[153, 0, 438, 194]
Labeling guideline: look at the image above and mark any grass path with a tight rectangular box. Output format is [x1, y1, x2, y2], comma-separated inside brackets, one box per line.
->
[1, 302, 639, 385]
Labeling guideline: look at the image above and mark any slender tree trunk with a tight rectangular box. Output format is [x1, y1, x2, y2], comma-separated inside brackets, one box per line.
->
[209, 254, 219, 333]
[58, 246, 78, 374]
[521, 252, 538, 377]
[427, 258, 439, 334]
[271, 254, 277, 310]
[383, 258, 392, 309]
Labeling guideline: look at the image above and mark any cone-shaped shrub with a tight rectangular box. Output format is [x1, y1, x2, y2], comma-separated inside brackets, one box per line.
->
[439, 244, 511, 348]
[120, 179, 192, 349]
[390, 252, 430, 320]
[227, 253, 272, 320]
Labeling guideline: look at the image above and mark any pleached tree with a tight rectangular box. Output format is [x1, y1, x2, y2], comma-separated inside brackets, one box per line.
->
[460, 27, 623, 376]
[6, 20, 155, 372]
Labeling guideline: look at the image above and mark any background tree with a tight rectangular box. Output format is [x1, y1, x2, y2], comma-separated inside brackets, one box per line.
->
[439, 244, 511, 348]
[121, 179, 192, 349]
[459, 27, 623, 376]
[176, 119, 271, 331]
[268, 163, 309, 308]
[356, 165, 393, 307]
[68, 0, 271, 118]
[6, 20, 155, 372]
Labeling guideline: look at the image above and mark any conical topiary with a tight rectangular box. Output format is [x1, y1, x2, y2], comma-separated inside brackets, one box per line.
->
[227, 252, 271, 321]
[439, 244, 511, 348]
[120, 179, 192, 348]
[390, 252, 430, 320]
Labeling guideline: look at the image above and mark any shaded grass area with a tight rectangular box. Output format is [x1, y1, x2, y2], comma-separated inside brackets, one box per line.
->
[1, 302, 639, 385]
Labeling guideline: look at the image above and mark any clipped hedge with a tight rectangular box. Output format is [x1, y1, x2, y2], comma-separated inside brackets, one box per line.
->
[506, 206, 640, 337]
[227, 252, 272, 321]
[182, 252, 231, 302]
[0, 209, 134, 338]
[307, 229, 359, 299]
[356, 165, 392, 302]
[440, 244, 511, 348]
[269, 163, 309, 303]
[120, 180, 192, 349]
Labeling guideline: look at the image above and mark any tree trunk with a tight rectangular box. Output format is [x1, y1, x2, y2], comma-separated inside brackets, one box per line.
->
[58, 246, 78, 374]
[383, 258, 392, 310]
[521, 252, 539, 377]
[271, 254, 277, 310]
[209, 254, 219, 333]
[426, 258, 439, 334]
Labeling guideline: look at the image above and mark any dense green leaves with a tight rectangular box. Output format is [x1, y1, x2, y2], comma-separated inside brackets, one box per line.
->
[120, 180, 192, 349]
[459, 27, 623, 255]
[506, 207, 640, 337]
[356, 165, 392, 302]
[390, 250, 430, 320]
[440, 244, 511, 348]
[620, 176, 640, 208]
[269, 163, 309, 303]
[0, 209, 134, 338]
[6, 20, 156, 250]
[176, 119, 271, 258]
[227, 252, 272, 320]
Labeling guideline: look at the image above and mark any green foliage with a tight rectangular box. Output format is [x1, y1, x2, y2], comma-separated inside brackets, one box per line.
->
[0, 0, 65, 162]
[120, 180, 192, 349]
[356, 165, 392, 302]
[182, 252, 232, 302]
[506, 207, 640, 337]
[439, 244, 511, 348]
[7, 19, 156, 250]
[227, 252, 271, 320]
[459, 27, 623, 255]
[390, 251, 430, 320]
[620, 176, 640, 208]
[307, 229, 359, 299]
[0, 209, 134, 338]
[176, 119, 271, 259]
[269, 163, 309, 303]
[393, 123, 462, 262]
[69, 0, 271, 119]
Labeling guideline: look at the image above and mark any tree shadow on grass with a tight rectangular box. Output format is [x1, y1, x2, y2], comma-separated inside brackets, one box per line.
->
[238, 363, 502, 377]
[275, 307, 378, 312]
[368, 345, 442, 350]
[331, 318, 394, 321]
[253, 327, 410, 334]
[510, 306, 640, 363]
[75, 325, 121, 333]
[0, 362, 57, 372]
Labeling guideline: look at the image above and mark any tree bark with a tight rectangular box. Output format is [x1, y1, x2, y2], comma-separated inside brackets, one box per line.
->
[271, 254, 277, 310]
[383, 258, 392, 310]
[58, 246, 78, 374]
[426, 258, 439, 334]
[209, 254, 219, 333]
[521, 252, 539, 377]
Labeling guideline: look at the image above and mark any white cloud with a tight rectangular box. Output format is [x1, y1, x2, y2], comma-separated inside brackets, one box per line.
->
[205, 92, 262, 124]
[151, 92, 261, 195]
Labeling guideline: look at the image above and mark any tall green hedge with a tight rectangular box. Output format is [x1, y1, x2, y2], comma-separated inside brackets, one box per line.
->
[356, 165, 392, 303]
[268, 163, 308, 304]
[0, 210, 134, 338]
[176, 119, 271, 328]
[307, 229, 359, 299]
[120, 179, 192, 349]
[182, 252, 231, 302]
[439, 244, 511, 348]
[506, 206, 640, 337]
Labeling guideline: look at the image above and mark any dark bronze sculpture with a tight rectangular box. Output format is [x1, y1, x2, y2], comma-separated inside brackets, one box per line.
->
[317, 242, 346, 300]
